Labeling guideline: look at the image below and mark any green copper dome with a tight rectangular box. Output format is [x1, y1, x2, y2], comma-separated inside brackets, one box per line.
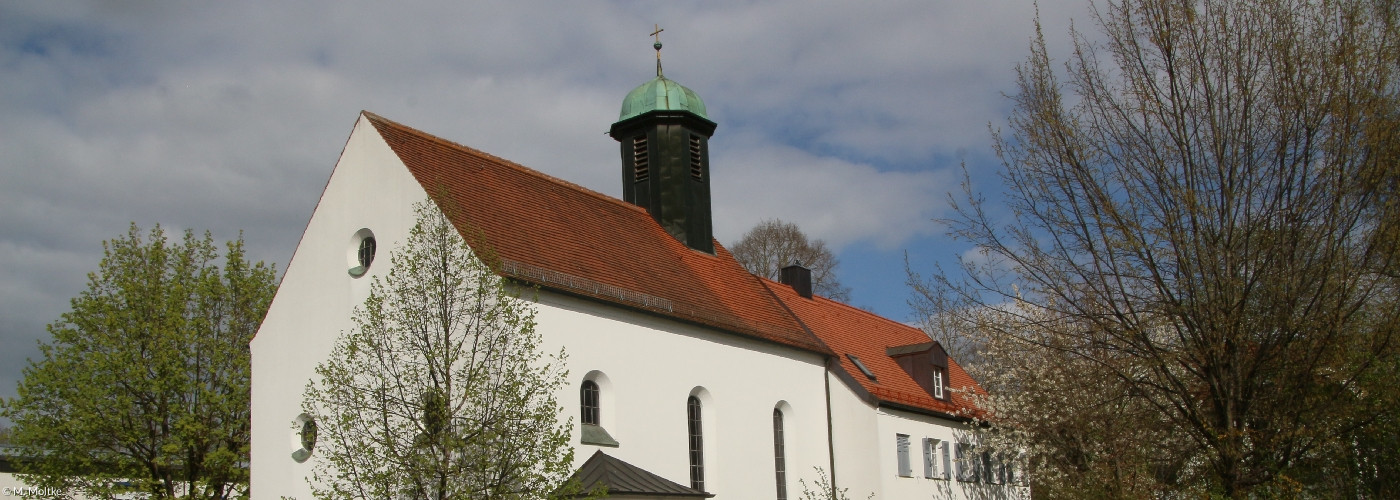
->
[618, 76, 708, 121]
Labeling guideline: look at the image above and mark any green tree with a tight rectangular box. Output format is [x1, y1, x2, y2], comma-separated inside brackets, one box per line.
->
[796, 467, 873, 500]
[912, 0, 1400, 497]
[730, 219, 852, 302]
[301, 201, 581, 499]
[1, 224, 277, 499]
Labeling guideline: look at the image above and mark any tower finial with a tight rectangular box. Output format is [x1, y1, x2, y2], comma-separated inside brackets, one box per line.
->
[650, 24, 665, 77]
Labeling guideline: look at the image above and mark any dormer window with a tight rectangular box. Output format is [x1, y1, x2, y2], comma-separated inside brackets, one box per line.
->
[887, 342, 951, 400]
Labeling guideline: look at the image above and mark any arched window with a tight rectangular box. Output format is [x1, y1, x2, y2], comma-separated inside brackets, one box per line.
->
[579, 375, 618, 447]
[687, 396, 704, 490]
[581, 380, 600, 425]
[773, 408, 787, 499]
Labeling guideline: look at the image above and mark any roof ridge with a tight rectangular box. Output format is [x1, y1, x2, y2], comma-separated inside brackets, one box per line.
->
[756, 276, 922, 333]
[360, 110, 647, 215]
[755, 275, 838, 356]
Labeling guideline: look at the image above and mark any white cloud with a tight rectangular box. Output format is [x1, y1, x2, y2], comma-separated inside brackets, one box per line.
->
[712, 140, 955, 250]
[0, 0, 1094, 408]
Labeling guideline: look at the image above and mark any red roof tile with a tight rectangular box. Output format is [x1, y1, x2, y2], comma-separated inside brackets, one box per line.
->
[761, 278, 987, 418]
[358, 111, 988, 418]
[362, 112, 831, 355]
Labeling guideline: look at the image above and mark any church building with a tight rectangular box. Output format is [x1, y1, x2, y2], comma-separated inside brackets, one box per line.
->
[249, 44, 1029, 499]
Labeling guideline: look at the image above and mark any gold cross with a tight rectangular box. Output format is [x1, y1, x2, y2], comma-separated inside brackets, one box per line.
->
[650, 24, 665, 76]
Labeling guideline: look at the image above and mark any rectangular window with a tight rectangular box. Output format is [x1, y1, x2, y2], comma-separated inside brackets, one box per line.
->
[896, 434, 912, 477]
[932, 369, 945, 399]
[956, 443, 976, 482]
[922, 438, 938, 478]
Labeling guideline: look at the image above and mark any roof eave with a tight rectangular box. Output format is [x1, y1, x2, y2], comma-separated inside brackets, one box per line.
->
[506, 276, 834, 357]
[877, 400, 978, 424]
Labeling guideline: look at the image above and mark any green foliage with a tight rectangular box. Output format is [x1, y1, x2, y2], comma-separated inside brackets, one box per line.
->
[796, 467, 873, 500]
[0, 224, 278, 499]
[302, 200, 581, 499]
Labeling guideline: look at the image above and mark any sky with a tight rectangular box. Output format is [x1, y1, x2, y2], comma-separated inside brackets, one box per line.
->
[0, 1, 1090, 413]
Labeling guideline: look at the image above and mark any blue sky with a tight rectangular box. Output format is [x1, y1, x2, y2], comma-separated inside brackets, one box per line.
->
[0, 1, 1089, 411]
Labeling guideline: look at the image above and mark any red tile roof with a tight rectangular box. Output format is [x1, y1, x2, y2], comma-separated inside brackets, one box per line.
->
[359, 111, 985, 418]
[760, 279, 987, 418]
[363, 112, 830, 355]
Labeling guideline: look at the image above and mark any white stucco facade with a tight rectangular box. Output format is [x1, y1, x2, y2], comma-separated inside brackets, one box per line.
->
[250, 115, 429, 500]
[531, 290, 831, 497]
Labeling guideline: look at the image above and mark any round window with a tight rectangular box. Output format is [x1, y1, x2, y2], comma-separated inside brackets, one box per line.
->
[292, 413, 318, 462]
[347, 229, 376, 277]
[300, 418, 318, 452]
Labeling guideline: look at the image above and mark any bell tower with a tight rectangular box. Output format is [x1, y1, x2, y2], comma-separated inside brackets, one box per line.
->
[608, 27, 717, 253]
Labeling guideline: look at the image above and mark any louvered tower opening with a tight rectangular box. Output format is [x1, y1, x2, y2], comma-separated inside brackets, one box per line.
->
[609, 75, 718, 254]
[633, 136, 650, 181]
[689, 135, 703, 181]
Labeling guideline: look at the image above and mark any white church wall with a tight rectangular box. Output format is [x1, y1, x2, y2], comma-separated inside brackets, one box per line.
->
[250, 114, 430, 500]
[530, 290, 832, 498]
[824, 373, 883, 499]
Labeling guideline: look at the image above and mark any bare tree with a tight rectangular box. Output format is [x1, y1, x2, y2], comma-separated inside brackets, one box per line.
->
[912, 0, 1400, 497]
[730, 219, 852, 302]
[301, 201, 585, 499]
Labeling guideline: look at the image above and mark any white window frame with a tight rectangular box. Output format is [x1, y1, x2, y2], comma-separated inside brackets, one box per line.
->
[896, 434, 912, 477]
[922, 438, 939, 478]
[932, 369, 945, 399]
